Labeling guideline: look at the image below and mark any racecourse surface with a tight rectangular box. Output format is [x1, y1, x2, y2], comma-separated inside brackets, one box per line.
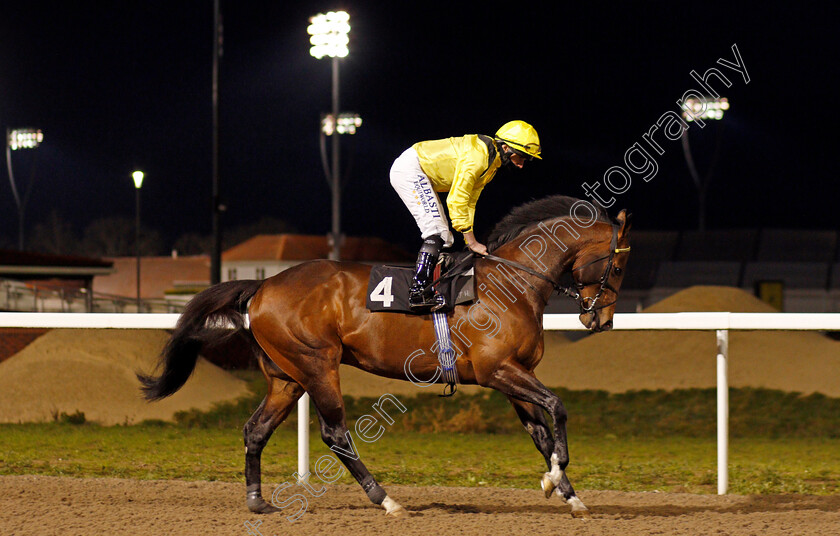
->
[1, 476, 838, 535]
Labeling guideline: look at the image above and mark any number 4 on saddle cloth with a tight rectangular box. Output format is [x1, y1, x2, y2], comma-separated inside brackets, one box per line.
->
[366, 251, 476, 396]
[365, 251, 476, 314]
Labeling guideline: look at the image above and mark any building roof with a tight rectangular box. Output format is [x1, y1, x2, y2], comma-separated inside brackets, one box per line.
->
[222, 234, 413, 263]
[90, 235, 411, 300]
[93, 255, 210, 299]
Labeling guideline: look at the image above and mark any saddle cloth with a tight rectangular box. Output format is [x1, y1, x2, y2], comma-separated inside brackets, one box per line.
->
[366, 253, 475, 314]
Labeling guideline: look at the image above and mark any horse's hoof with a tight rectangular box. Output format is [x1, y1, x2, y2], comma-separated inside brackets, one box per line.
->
[565, 495, 591, 519]
[540, 473, 556, 499]
[382, 496, 409, 518]
[247, 497, 280, 514]
[570, 508, 592, 519]
[385, 505, 410, 519]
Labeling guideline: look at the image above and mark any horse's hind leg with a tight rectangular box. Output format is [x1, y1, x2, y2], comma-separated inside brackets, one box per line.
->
[244, 377, 304, 513]
[307, 367, 408, 518]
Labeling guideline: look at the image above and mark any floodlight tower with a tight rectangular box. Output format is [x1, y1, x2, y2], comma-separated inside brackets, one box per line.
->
[211, 0, 223, 285]
[6, 128, 44, 250]
[308, 10, 351, 262]
[681, 97, 730, 231]
[298, 11, 354, 484]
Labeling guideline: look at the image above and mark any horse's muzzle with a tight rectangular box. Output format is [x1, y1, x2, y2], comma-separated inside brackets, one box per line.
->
[579, 312, 613, 332]
[579, 311, 595, 330]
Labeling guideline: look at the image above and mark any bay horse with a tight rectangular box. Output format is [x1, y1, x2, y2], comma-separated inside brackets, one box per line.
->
[138, 195, 631, 519]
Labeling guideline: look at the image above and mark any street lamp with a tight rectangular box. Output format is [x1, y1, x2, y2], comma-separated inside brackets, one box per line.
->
[132, 170, 144, 312]
[6, 128, 43, 250]
[308, 10, 350, 261]
[680, 97, 729, 231]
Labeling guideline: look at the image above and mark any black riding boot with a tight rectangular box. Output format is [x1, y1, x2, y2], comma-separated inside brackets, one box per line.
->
[409, 235, 446, 312]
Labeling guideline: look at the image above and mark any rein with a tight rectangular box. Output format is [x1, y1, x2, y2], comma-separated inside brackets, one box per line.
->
[479, 253, 568, 304]
[479, 223, 630, 313]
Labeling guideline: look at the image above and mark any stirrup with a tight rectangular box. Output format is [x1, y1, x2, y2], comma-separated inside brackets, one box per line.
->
[408, 287, 445, 312]
[429, 295, 446, 312]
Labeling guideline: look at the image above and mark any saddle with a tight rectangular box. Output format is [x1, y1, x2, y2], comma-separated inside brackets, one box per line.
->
[366, 251, 476, 314]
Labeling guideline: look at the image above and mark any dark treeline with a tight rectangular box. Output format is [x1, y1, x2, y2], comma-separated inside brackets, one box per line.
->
[0, 212, 296, 258]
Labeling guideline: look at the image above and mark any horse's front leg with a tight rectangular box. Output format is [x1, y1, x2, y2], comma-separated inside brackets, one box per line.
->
[485, 363, 590, 518]
[507, 397, 556, 494]
[507, 396, 590, 517]
[508, 396, 553, 474]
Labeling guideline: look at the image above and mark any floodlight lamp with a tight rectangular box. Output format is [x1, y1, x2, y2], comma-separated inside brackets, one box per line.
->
[321, 113, 362, 136]
[681, 97, 729, 122]
[336, 113, 362, 135]
[308, 11, 350, 59]
[8, 128, 43, 150]
[321, 114, 336, 136]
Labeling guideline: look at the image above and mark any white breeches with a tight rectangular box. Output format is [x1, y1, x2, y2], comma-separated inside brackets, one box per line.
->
[389, 148, 454, 247]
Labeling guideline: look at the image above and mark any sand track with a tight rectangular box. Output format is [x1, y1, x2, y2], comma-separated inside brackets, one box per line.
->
[1, 475, 838, 536]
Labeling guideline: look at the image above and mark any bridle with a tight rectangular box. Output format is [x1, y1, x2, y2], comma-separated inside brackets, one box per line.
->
[480, 223, 630, 314]
[568, 223, 631, 312]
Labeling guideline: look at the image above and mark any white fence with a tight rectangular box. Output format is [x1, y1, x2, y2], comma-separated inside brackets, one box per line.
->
[0, 279, 187, 314]
[2, 311, 840, 495]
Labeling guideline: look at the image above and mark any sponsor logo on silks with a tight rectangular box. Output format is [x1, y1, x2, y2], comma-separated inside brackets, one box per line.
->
[413, 177, 441, 218]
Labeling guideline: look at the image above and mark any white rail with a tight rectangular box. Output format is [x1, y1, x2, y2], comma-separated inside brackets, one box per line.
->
[0, 312, 181, 329]
[3, 311, 840, 495]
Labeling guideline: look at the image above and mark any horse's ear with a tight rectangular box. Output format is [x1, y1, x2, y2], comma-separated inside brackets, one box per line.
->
[616, 210, 632, 236]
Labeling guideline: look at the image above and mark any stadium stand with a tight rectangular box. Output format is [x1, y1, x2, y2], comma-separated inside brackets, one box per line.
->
[655, 261, 742, 288]
[742, 262, 830, 290]
[756, 229, 837, 262]
[621, 231, 679, 290]
[675, 229, 759, 262]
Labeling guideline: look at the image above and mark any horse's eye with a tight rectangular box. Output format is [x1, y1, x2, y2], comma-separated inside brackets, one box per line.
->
[614, 266, 622, 276]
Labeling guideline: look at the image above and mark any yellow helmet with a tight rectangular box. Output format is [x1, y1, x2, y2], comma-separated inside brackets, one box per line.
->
[495, 120, 542, 160]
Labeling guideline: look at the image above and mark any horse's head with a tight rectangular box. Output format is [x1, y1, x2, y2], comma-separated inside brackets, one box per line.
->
[572, 209, 631, 332]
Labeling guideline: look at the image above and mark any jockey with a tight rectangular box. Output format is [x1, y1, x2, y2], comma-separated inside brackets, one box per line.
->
[389, 120, 541, 312]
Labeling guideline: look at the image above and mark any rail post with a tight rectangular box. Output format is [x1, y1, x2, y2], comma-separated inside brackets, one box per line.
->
[298, 394, 310, 483]
[716, 328, 729, 495]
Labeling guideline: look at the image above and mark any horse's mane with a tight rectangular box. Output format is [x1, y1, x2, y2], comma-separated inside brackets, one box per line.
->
[486, 195, 611, 251]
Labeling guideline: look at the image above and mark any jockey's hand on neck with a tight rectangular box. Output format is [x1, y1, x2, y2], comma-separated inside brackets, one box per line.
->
[463, 231, 487, 255]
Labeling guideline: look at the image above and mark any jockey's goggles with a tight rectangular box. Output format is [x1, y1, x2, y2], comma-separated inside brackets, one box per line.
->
[499, 139, 541, 160]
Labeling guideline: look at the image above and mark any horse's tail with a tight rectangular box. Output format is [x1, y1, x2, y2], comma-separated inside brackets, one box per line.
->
[137, 279, 263, 401]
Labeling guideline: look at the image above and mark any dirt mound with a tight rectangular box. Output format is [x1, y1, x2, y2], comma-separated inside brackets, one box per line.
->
[642, 285, 779, 313]
[0, 329, 250, 425]
[537, 286, 840, 396]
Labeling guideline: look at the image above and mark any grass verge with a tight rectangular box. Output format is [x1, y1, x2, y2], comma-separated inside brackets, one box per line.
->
[176, 373, 840, 439]
[3, 381, 839, 494]
[2, 425, 838, 495]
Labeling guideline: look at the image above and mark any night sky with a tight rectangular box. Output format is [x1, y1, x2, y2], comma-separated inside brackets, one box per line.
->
[0, 2, 836, 254]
